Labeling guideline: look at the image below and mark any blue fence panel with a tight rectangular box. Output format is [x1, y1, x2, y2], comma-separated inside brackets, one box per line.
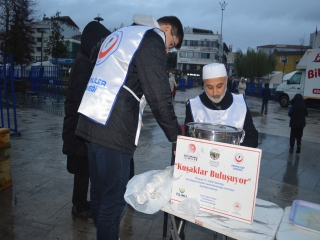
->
[29, 66, 41, 93]
[29, 65, 63, 101]
[245, 82, 251, 95]
[250, 82, 255, 96]
[179, 78, 186, 91]
[187, 79, 193, 89]
[0, 53, 20, 136]
[13, 66, 28, 79]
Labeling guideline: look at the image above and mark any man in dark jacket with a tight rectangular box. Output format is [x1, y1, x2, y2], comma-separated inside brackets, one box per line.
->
[62, 21, 110, 222]
[261, 83, 271, 115]
[288, 93, 308, 154]
[75, 15, 184, 239]
[185, 63, 258, 148]
[227, 75, 236, 93]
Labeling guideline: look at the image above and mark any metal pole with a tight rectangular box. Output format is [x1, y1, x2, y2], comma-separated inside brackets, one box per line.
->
[40, 30, 44, 66]
[219, 1, 228, 63]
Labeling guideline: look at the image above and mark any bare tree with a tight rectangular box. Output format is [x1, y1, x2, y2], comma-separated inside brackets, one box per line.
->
[0, 0, 38, 65]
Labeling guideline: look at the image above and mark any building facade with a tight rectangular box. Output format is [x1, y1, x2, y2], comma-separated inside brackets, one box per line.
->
[257, 44, 310, 74]
[31, 16, 81, 67]
[176, 27, 228, 79]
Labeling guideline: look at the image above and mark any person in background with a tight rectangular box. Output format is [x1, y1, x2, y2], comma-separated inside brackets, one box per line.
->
[75, 14, 184, 240]
[261, 83, 271, 115]
[185, 63, 258, 148]
[227, 75, 236, 93]
[168, 72, 177, 100]
[237, 77, 246, 95]
[62, 21, 111, 222]
[288, 93, 308, 154]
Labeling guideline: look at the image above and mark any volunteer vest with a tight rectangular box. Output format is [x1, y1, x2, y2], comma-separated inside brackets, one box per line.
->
[78, 26, 165, 125]
[189, 93, 247, 129]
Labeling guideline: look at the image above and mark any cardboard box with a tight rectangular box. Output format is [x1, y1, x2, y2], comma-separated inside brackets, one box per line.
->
[0, 144, 11, 161]
[0, 128, 10, 146]
[0, 171, 12, 191]
[0, 159, 10, 173]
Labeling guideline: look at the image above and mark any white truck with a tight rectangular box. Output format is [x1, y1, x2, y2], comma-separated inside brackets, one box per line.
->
[275, 48, 320, 107]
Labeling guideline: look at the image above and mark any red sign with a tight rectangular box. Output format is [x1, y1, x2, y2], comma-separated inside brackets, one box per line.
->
[313, 89, 320, 94]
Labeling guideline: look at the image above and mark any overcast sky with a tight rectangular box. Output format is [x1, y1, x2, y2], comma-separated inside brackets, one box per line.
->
[38, 0, 319, 52]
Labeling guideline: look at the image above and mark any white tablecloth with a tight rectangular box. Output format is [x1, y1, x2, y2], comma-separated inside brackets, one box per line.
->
[162, 198, 284, 240]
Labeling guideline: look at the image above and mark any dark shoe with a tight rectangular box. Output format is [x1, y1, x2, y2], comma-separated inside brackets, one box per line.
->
[72, 205, 93, 223]
[289, 147, 293, 153]
[296, 146, 301, 154]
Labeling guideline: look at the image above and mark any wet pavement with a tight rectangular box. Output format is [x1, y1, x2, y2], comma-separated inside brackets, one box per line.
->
[0, 86, 320, 240]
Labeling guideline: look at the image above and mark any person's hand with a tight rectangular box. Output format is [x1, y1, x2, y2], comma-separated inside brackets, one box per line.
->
[141, 122, 144, 127]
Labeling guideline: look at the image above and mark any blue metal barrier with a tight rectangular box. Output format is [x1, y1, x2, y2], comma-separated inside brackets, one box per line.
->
[187, 79, 193, 89]
[179, 78, 186, 91]
[0, 53, 20, 136]
[29, 65, 63, 101]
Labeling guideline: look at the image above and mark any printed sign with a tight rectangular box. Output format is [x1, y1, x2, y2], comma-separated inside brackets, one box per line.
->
[171, 136, 261, 223]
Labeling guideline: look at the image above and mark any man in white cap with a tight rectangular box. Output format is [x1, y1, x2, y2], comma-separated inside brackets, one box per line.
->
[185, 63, 258, 147]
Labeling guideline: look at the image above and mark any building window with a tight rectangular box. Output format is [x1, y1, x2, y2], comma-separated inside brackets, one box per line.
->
[280, 56, 288, 63]
[209, 53, 215, 59]
[187, 52, 193, 58]
[180, 51, 187, 57]
[193, 52, 199, 58]
[201, 53, 208, 59]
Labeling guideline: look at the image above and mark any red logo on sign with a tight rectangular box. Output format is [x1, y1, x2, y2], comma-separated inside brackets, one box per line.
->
[96, 32, 122, 66]
[234, 202, 242, 211]
[313, 89, 320, 94]
[234, 153, 244, 164]
[188, 144, 196, 153]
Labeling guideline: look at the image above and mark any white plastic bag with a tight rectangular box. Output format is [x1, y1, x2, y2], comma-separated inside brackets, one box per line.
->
[178, 198, 200, 218]
[124, 166, 173, 214]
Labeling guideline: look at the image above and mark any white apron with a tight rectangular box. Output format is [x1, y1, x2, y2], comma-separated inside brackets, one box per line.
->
[189, 93, 247, 129]
[78, 26, 165, 145]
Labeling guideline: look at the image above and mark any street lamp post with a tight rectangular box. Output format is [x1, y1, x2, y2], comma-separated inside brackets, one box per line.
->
[38, 29, 46, 66]
[219, 1, 228, 63]
[94, 14, 104, 23]
[38, 29, 46, 78]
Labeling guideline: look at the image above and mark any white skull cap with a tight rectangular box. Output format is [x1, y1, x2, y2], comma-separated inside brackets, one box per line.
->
[202, 63, 227, 80]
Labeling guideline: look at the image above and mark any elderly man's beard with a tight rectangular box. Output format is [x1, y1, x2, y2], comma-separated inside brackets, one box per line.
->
[205, 88, 227, 104]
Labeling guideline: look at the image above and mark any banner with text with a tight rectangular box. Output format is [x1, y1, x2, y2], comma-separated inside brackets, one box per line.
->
[171, 136, 261, 223]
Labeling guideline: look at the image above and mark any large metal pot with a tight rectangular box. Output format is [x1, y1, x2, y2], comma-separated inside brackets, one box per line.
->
[186, 122, 245, 145]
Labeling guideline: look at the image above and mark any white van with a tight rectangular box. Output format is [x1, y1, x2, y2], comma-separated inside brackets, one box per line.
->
[275, 49, 320, 107]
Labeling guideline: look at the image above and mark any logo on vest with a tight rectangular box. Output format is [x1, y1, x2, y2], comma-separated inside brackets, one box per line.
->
[96, 31, 122, 66]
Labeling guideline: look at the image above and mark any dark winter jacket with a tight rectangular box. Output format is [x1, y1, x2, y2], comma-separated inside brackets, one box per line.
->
[62, 22, 111, 158]
[75, 27, 181, 156]
[288, 94, 308, 128]
[227, 79, 236, 93]
[261, 83, 271, 102]
[185, 91, 259, 148]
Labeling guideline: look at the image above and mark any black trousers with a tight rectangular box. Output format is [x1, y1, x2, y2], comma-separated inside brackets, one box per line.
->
[72, 174, 90, 211]
[290, 127, 304, 147]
